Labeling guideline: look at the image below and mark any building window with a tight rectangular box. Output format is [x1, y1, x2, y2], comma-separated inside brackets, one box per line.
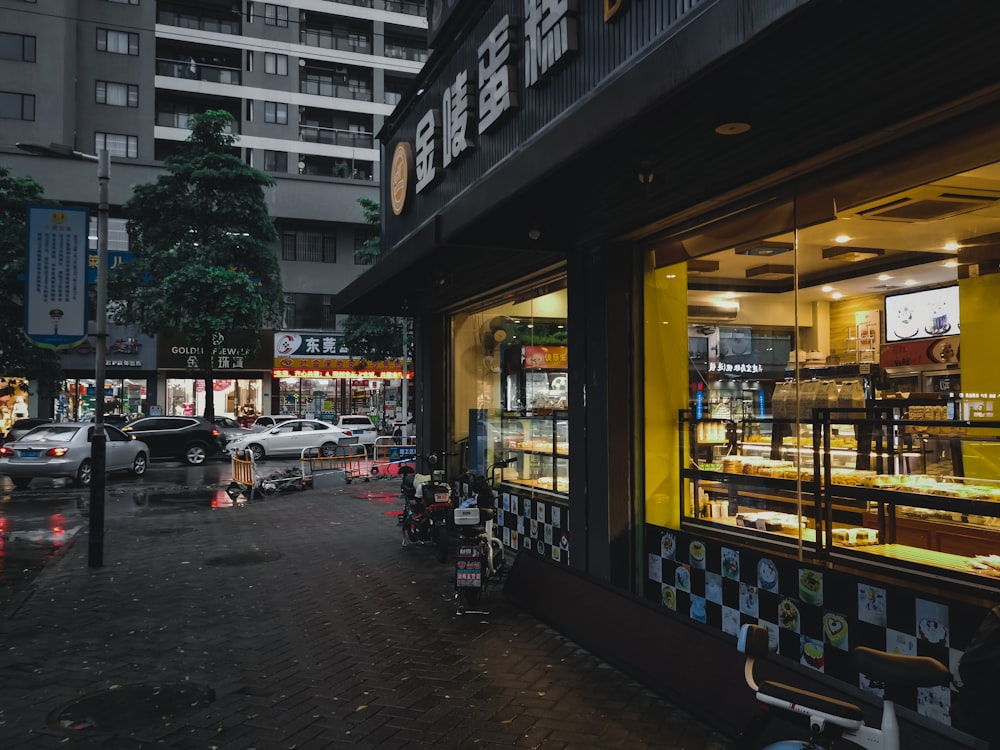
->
[97, 29, 139, 55]
[264, 4, 288, 27]
[282, 230, 336, 263]
[95, 132, 138, 159]
[264, 53, 287, 76]
[264, 101, 287, 124]
[96, 81, 138, 107]
[264, 151, 287, 173]
[282, 293, 336, 329]
[0, 32, 36, 62]
[0, 91, 34, 120]
[106, 0, 140, 4]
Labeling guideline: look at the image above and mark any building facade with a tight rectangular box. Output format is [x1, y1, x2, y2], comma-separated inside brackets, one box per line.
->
[337, 1, 1000, 748]
[0, 0, 426, 420]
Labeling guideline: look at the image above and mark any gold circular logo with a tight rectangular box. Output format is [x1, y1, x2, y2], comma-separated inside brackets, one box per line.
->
[390, 141, 414, 216]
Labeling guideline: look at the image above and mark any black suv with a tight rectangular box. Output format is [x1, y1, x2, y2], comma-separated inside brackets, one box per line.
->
[122, 416, 226, 465]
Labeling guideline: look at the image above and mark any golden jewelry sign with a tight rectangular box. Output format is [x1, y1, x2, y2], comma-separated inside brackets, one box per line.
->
[390, 141, 414, 216]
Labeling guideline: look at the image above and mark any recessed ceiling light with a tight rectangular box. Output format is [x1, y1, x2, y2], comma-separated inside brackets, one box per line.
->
[904, 279, 918, 286]
[821, 285, 834, 292]
[944, 241, 960, 251]
[877, 274, 892, 281]
[835, 234, 852, 243]
[831, 292, 843, 300]
[665, 273, 676, 279]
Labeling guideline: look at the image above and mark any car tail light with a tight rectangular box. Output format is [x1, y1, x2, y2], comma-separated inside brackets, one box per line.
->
[46, 447, 69, 457]
[211, 428, 221, 437]
[0, 446, 12, 457]
[344, 430, 353, 436]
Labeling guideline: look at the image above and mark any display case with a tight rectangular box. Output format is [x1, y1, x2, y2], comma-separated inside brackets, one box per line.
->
[498, 410, 569, 495]
[680, 406, 1000, 585]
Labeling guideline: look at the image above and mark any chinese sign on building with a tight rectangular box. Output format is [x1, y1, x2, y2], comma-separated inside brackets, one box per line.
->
[24, 205, 89, 349]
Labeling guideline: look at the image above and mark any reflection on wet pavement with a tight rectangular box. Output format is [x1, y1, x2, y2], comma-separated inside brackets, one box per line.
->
[0, 458, 258, 613]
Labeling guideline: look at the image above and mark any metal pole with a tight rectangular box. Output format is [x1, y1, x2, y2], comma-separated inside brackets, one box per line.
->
[89, 149, 110, 568]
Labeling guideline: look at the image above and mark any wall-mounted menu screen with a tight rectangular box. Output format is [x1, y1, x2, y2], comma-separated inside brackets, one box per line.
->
[884, 285, 959, 342]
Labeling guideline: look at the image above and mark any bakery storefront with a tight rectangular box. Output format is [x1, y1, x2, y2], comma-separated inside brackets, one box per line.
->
[337, 2, 1000, 747]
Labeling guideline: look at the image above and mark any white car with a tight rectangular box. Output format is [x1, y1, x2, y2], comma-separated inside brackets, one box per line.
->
[226, 419, 354, 461]
[334, 415, 379, 445]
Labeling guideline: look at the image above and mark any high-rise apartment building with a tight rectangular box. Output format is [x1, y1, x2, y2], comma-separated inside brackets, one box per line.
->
[0, 0, 426, 420]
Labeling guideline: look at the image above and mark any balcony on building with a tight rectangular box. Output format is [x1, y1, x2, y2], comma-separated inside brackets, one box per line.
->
[297, 154, 374, 181]
[156, 0, 241, 35]
[299, 12, 373, 54]
[299, 108, 374, 149]
[156, 41, 242, 85]
[300, 62, 373, 102]
[384, 29, 428, 63]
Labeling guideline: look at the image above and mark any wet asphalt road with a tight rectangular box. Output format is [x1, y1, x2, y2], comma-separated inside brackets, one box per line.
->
[0, 456, 303, 614]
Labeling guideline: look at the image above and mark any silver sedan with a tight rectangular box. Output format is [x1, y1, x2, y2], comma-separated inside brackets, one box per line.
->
[0, 423, 150, 489]
[226, 419, 354, 461]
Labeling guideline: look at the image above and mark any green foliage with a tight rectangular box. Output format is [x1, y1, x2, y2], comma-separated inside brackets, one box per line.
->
[355, 197, 381, 264]
[342, 315, 408, 364]
[111, 110, 282, 417]
[0, 166, 63, 396]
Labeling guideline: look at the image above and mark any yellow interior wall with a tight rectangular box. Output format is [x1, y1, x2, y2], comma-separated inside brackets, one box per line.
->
[643, 258, 689, 528]
[958, 274, 1000, 478]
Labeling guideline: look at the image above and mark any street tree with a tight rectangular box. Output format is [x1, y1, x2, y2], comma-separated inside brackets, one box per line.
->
[0, 166, 63, 408]
[111, 110, 282, 419]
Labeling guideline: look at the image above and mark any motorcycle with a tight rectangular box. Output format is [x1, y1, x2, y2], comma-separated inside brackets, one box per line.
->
[451, 458, 513, 614]
[399, 453, 454, 562]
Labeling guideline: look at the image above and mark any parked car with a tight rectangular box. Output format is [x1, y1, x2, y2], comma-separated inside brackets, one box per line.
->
[226, 419, 354, 461]
[213, 416, 252, 445]
[334, 414, 379, 445]
[248, 415, 298, 431]
[2, 417, 52, 445]
[0, 422, 149, 489]
[122, 416, 226, 465]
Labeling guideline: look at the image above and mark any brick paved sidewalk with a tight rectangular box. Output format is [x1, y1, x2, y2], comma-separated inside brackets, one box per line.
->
[0, 477, 731, 749]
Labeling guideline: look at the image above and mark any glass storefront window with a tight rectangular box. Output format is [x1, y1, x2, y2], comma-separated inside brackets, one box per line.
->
[643, 150, 1000, 579]
[0, 378, 32, 433]
[452, 283, 569, 494]
[166, 378, 262, 419]
[59, 378, 147, 421]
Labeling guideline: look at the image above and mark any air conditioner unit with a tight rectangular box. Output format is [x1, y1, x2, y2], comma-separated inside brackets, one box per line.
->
[688, 304, 739, 321]
[844, 184, 1000, 222]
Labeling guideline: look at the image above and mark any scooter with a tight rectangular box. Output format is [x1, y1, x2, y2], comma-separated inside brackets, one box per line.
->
[451, 458, 513, 614]
[399, 453, 454, 562]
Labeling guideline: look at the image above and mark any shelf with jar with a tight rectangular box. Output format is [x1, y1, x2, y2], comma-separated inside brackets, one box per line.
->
[679, 407, 1000, 585]
[498, 410, 569, 495]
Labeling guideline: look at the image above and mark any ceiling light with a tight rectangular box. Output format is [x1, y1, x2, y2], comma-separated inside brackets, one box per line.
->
[944, 260, 958, 268]
[944, 241, 960, 251]
[831, 292, 843, 300]
[714, 121, 751, 136]
[745, 264, 794, 279]
[904, 279, 918, 286]
[821, 285, 834, 292]
[688, 259, 720, 273]
[877, 274, 892, 281]
[835, 235, 852, 243]
[822, 246, 884, 262]
[735, 241, 792, 257]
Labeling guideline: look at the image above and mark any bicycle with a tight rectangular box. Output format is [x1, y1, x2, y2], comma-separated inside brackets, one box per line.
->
[735, 623, 952, 750]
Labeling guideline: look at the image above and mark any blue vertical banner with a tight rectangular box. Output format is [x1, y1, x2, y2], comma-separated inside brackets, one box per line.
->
[24, 205, 90, 350]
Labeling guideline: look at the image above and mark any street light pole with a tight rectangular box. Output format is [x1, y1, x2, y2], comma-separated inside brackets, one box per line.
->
[15, 142, 110, 568]
[91, 149, 110, 568]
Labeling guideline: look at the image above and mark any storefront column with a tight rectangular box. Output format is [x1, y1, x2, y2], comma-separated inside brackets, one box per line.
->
[413, 312, 450, 471]
[568, 243, 635, 587]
